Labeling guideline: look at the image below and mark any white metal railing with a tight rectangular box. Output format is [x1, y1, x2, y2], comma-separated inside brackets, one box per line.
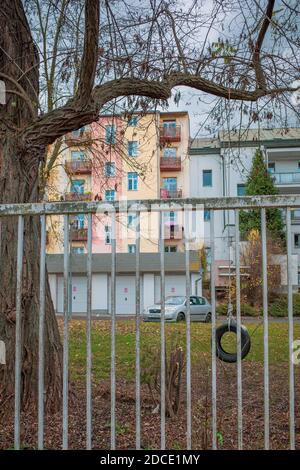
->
[0, 194, 298, 451]
[272, 171, 300, 185]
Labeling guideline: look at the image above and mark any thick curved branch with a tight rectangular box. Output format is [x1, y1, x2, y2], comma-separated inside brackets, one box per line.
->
[23, 72, 296, 151]
[75, 0, 100, 107]
[252, 0, 276, 91]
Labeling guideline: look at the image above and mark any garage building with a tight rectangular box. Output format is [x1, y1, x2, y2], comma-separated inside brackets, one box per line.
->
[47, 252, 202, 315]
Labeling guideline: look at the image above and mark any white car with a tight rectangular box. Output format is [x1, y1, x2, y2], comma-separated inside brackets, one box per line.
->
[143, 295, 212, 323]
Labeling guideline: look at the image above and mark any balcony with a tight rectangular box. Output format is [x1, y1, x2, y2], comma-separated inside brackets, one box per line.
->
[164, 224, 183, 240]
[65, 130, 92, 147]
[64, 192, 92, 201]
[160, 126, 181, 143]
[160, 157, 181, 171]
[271, 172, 300, 185]
[70, 228, 88, 241]
[160, 189, 182, 199]
[65, 159, 92, 174]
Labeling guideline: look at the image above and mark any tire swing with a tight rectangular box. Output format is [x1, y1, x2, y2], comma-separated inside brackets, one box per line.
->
[213, 112, 251, 363]
[215, 318, 251, 363]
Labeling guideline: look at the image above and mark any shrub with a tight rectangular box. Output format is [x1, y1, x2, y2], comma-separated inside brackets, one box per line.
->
[216, 303, 259, 317]
[269, 294, 300, 317]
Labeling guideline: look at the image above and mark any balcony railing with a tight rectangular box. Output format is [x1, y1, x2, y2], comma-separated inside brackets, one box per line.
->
[65, 130, 92, 147]
[70, 228, 88, 241]
[271, 172, 300, 185]
[159, 126, 181, 143]
[64, 192, 92, 201]
[160, 189, 182, 199]
[65, 160, 92, 174]
[160, 157, 181, 171]
[164, 224, 183, 239]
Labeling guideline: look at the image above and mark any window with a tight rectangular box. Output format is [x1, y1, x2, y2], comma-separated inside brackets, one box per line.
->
[237, 184, 246, 196]
[128, 141, 138, 157]
[163, 120, 177, 137]
[162, 177, 177, 191]
[292, 210, 300, 220]
[164, 211, 177, 223]
[203, 170, 212, 187]
[294, 234, 300, 248]
[128, 116, 138, 126]
[128, 172, 138, 190]
[190, 297, 200, 305]
[163, 148, 177, 158]
[105, 125, 116, 144]
[105, 225, 112, 245]
[72, 127, 86, 137]
[72, 214, 85, 229]
[71, 179, 85, 193]
[105, 162, 116, 177]
[128, 244, 136, 253]
[128, 214, 137, 228]
[164, 246, 177, 253]
[71, 151, 86, 161]
[105, 190, 115, 201]
[298, 162, 300, 169]
[71, 246, 85, 254]
[204, 210, 211, 222]
[268, 162, 275, 173]
[205, 247, 211, 264]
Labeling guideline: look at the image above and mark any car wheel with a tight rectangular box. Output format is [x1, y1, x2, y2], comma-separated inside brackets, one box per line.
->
[177, 312, 185, 322]
[205, 312, 212, 323]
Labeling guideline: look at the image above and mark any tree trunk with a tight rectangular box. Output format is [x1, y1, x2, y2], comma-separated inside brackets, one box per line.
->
[0, 139, 63, 413]
[0, 0, 63, 413]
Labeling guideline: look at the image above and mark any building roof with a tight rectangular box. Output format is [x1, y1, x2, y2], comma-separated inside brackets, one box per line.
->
[189, 127, 300, 154]
[47, 252, 200, 274]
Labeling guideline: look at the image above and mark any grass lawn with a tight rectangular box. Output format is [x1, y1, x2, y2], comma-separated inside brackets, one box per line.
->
[65, 319, 300, 382]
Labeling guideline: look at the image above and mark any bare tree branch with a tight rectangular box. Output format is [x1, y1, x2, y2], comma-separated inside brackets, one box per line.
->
[252, 0, 276, 91]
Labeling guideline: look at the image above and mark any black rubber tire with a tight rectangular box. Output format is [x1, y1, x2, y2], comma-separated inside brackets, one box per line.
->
[215, 322, 251, 363]
[205, 312, 212, 323]
[177, 312, 185, 322]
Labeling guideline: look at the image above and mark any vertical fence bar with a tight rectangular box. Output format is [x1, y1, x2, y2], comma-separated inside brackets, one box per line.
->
[185, 208, 192, 449]
[261, 208, 269, 450]
[135, 212, 141, 450]
[159, 211, 166, 450]
[235, 209, 243, 449]
[38, 214, 46, 450]
[111, 212, 116, 450]
[286, 208, 295, 449]
[86, 213, 93, 449]
[210, 210, 217, 450]
[63, 215, 70, 450]
[14, 215, 24, 450]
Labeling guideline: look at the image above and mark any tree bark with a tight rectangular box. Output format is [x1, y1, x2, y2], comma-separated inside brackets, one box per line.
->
[0, 0, 62, 413]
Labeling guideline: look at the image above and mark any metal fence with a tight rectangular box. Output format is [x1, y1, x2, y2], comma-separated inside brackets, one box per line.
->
[0, 194, 299, 450]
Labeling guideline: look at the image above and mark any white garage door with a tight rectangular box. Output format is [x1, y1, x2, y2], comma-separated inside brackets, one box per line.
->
[154, 275, 187, 303]
[115, 276, 136, 315]
[57, 276, 87, 313]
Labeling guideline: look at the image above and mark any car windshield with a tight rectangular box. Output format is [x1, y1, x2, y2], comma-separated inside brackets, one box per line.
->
[165, 296, 185, 305]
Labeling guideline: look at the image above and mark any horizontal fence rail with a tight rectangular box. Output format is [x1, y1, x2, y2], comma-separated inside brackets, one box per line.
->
[0, 196, 298, 451]
[1, 195, 300, 216]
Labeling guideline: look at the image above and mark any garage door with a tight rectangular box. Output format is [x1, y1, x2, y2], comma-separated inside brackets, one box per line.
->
[154, 275, 187, 303]
[115, 276, 136, 315]
[57, 276, 87, 313]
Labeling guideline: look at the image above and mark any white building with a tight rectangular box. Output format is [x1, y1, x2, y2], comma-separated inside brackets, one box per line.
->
[189, 128, 300, 290]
